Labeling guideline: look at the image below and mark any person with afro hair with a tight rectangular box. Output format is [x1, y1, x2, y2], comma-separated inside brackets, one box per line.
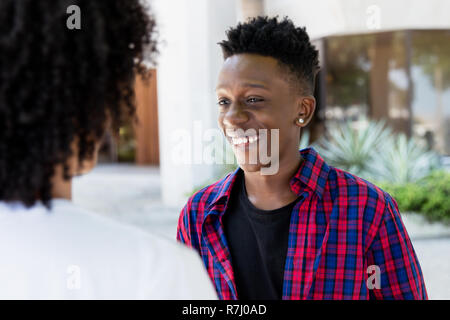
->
[177, 16, 427, 300]
[0, 0, 216, 299]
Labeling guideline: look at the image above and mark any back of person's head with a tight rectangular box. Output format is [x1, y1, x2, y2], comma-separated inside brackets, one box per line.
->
[0, 0, 157, 207]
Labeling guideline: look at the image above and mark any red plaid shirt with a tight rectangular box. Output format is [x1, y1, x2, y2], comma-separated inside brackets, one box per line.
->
[177, 148, 427, 300]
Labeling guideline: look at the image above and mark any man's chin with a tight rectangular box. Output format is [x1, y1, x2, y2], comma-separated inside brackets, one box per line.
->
[238, 162, 263, 173]
[237, 159, 280, 176]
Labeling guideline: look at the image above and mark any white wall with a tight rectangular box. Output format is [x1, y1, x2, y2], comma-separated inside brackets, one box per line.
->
[264, 0, 450, 39]
[150, 0, 236, 207]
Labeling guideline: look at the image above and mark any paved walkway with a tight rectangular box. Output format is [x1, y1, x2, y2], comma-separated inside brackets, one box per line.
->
[73, 164, 179, 240]
[72, 164, 450, 300]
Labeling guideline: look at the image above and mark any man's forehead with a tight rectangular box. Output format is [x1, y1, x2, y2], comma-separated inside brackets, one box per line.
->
[216, 54, 282, 90]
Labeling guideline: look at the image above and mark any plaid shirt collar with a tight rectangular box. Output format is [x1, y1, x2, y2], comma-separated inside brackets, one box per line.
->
[205, 147, 331, 215]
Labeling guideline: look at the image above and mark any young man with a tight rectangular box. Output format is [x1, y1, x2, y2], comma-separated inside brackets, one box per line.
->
[0, 0, 216, 299]
[177, 16, 427, 300]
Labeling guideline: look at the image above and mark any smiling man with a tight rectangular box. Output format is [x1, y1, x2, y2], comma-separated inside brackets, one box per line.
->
[177, 16, 427, 300]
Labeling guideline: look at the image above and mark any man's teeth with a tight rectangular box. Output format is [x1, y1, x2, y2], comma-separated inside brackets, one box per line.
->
[231, 135, 258, 145]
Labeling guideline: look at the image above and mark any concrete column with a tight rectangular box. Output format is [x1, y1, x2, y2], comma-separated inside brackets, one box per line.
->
[150, 0, 237, 207]
[236, 0, 265, 22]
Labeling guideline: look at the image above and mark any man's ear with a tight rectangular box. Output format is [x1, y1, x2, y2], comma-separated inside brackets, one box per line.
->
[76, 151, 98, 175]
[295, 96, 316, 127]
[76, 139, 101, 176]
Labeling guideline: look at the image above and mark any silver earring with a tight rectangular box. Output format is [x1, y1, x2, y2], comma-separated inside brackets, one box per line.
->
[298, 118, 304, 124]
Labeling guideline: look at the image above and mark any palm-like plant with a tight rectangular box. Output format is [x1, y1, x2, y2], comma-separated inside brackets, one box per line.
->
[372, 133, 441, 184]
[312, 118, 441, 184]
[313, 119, 392, 180]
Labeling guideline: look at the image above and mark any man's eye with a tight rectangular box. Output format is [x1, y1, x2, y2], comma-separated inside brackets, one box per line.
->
[247, 97, 264, 103]
[217, 99, 230, 106]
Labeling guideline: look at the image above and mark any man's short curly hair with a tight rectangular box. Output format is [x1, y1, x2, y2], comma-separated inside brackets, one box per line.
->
[218, 16, 319, 94]
[0, 0, 157, 207]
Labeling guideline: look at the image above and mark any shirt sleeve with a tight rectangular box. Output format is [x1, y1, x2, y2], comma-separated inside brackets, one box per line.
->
[171, 247, 218, 300]
[366, 194, 428, 300]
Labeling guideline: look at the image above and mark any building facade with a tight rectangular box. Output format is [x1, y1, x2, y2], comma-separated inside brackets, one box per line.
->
[101, 0, 449, 206]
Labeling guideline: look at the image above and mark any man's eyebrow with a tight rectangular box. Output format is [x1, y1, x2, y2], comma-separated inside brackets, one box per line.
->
[241, 82, 269, 90]
[215, 82, 270, 91]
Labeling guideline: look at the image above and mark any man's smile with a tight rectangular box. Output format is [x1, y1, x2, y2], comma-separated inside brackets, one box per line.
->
[224, 129, 260, 148]
[229, 134, 259, 146]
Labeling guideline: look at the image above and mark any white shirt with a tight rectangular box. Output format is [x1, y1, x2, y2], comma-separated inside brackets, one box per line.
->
[0, 199, 217, 300]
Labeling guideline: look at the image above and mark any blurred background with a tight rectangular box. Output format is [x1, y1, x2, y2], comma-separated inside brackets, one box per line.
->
[72, 0, 450, 299]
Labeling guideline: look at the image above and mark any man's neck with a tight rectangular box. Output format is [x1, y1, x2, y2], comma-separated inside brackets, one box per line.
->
[50, 165, 72, 201]
[243, 151, 303, 210]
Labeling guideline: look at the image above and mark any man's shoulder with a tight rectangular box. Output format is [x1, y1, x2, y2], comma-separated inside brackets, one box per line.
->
[59, 202, 217, 299]
[0, 200, 214, 299]
[53, 200, 197, 259]
[71, 205, 218, 299]
[325, 166, 399, 247]
[328, 166, 393, 214]
[330, 165, 389, 197]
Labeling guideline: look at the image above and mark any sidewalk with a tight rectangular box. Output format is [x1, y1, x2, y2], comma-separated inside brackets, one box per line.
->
[72, 164, 450, 300]
[73, 164, 180, 240]
[401, 214, 450, 300]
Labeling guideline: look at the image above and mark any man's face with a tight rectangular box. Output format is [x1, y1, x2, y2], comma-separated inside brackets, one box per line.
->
[216, 54, 303, 173]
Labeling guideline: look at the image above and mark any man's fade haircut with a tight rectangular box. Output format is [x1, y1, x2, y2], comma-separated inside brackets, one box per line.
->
[0, 0, 157, 207]
[218, 16, 319, 94]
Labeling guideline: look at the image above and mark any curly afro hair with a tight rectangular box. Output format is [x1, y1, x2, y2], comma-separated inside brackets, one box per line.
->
[218, 16, 319, 94]
[0, 0, 157, 207]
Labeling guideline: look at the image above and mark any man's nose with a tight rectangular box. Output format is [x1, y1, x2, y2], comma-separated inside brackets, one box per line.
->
[222, 102, 249, 127]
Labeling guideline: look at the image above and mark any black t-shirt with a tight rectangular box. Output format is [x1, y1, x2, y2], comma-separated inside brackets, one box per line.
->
[222, 170, 300, 300]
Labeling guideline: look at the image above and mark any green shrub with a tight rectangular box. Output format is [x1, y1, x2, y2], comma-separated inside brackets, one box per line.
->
[313, 118, 441, 184]
[378, 170, 450, 224]
[378, 182, 426, 213]
[371, 133, 440, 184]
[420, 170, 450, 222]
[313, 119, 391, 180]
